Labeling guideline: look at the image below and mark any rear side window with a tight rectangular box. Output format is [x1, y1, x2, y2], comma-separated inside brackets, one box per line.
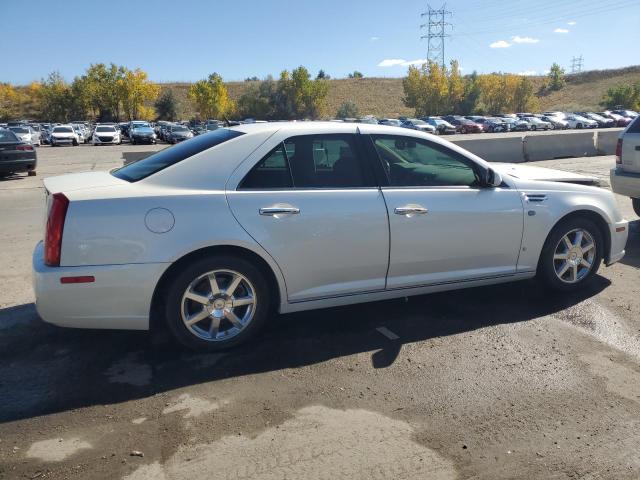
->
[628, 116, 640, 134]
[112, 128, 243, 182]
[240, 134, 373, 189]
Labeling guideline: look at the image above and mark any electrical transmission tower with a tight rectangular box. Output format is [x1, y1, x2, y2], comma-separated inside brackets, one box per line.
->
[420, 4, 452, 67]
[570, 55, 584, 74]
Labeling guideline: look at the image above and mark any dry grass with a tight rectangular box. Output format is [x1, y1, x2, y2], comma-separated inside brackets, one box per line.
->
[68, 65, 640, 120]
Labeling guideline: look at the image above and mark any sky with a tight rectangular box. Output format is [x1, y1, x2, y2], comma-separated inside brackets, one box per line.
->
[2, 0, 638, 84]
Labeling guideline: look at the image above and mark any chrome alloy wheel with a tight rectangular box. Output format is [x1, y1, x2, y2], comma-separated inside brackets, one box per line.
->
[180, 269, 256, 341]
[553, 228, 596, 284]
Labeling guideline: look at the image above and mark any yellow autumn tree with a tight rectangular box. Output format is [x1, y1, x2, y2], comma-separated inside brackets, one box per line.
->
[0, 83, 20, 120]
[118, 68, 160, 120]
[188, 73, 233, 120]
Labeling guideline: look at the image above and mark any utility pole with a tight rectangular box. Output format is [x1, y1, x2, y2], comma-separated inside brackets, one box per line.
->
[420, 4, 452, 67]
[570, 55, 583, 74]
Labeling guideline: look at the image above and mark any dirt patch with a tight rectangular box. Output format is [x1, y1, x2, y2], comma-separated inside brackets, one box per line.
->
[126, 405, 457, 480]
[26, 437, 92, 462]
[162, 393, 222, 419]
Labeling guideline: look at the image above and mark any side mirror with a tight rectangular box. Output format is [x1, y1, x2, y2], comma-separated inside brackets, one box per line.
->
[486, 168, 503, 188]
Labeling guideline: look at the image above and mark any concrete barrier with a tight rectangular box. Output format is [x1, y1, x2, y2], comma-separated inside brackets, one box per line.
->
[523, 130, 597, 161]
[451, 136, 526, 163]
[596, 129, 623, 155]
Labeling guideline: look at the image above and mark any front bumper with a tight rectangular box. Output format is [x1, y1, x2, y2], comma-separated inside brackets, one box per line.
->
[32, 242, 169, 330]
[51, 137, 74, 144]
[610, 167, 640, 199]
[131, 136, 156, 144]
[607, 219, 628, 266]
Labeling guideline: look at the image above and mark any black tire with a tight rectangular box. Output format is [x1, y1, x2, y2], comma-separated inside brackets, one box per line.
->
[164, 255, 271, 351]
[537, 217, 603, 291]
[632, 198, 640, 217]
[72, 139, 78, 146]
[531, 125, 537, 131]
[131, 139, 136, 145]
[576, 123, 583, 129]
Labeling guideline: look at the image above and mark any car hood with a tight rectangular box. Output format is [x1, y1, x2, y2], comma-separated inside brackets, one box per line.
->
[490, 163, 599, 186]
[132, 128, 153, 134]
[52, 132, 76, 137]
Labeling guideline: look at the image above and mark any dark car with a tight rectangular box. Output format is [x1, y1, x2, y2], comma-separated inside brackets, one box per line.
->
[442, 116, 484, 134]
[0, 129, 37, 177]
[129, 126, 157, 144]
[599, 111, 632, 127]
[166, 125, 194, 144]
[470, 117, 507, 133]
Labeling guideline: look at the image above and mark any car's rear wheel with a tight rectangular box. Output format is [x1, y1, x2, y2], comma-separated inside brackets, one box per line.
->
[538, 217, 603, 291]
[164, 255, 271, 351]
[632, 198, 640, 217]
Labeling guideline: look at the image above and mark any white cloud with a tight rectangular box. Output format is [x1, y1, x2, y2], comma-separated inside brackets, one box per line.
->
[518, 70, 537, 76]
[554, 28, 569, 33]
[567, 21, 576, 26]
[490, 40, 512, 48]
[402, 59, 429, 66]
[512, 35, 539, 44]
[377, 59, 406, 67]
[377, 58, 429, 67]
[370, 36, 380, 41]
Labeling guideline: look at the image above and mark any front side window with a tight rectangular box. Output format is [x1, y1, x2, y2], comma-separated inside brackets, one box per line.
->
[371, 135, 482, 188]
[239, 134, 372, 189]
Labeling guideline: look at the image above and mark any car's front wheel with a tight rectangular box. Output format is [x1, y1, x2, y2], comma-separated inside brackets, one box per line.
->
[164, 255, 271, 351]
[538, 217, 603, 291]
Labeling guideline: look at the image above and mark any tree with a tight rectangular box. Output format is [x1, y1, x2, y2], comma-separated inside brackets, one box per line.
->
[238, 76, 277, 119]
[459, 72, 481, 115]
[477, 74, 509, 114]
[336, 101, 359, 119]
[39, 72, 72, 122]
[448, 60, 464, 114]
[601, 82, 640, 110]
[402, 61, 449, 116]
[274, 66, 328, 119]
[316, 70, 330, 80]
[244, 76, 259, 82]
[0, 83, 19, 121]
[155, 90, 178, 120]
[188, 73, 233, 120]
[512, 76, 539, 112]
[348, 71, 364, 79]
[546, 63, 566, 91]
[118, 68, 160, 120]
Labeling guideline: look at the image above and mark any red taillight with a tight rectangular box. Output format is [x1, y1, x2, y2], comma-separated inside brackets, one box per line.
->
[44, 193, 69, 266]
[16, 145, 34, 151]
[615, 138, 623, 164]
[60, 276, 95, 284]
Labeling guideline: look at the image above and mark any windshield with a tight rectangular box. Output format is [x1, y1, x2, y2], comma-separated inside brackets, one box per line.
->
[0, 130, 19, 142]
[172, 126, 189, 132]
[53, 127, 73, 133]
[111, 128, 243, 182]
[96, 126, 116, 132]
[9, 127, 29, 133]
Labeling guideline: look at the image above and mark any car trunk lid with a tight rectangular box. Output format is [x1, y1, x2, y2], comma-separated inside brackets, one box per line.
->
[43, 171, 128, 194]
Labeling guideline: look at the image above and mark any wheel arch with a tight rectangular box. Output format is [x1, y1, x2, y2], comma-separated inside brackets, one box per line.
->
[149, 244, 286, 332]
[540, 209, 611, 266]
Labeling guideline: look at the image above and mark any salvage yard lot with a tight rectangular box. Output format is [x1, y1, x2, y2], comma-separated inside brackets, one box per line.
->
[1, 143, 640, 479]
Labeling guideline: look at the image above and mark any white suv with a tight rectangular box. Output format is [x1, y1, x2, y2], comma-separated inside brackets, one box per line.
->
[611, 115, 640, 217]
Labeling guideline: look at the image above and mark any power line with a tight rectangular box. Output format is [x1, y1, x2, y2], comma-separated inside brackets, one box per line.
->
[420, 4, 452, 67]
[570, 55, 584, 74]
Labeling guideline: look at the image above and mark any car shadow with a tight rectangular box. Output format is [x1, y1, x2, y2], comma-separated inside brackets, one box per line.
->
[0, 173, 26, 182]
[620, 219, 640, 269]
[0, 276, 610, 424]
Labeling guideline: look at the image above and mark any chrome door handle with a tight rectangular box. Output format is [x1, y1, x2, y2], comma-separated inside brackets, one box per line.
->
[394, 205, 428, 215]
[259, 206, 300, 216]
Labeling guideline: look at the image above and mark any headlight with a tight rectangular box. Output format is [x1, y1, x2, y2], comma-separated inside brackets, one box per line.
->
[152, 133, 157, 138]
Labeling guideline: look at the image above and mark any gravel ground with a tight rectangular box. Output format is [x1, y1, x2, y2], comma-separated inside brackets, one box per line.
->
[0, 143, 639, 480]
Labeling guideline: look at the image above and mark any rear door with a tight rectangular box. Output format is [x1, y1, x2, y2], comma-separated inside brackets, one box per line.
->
[621, 116, 640, 173]
[227, 132, 389, 303]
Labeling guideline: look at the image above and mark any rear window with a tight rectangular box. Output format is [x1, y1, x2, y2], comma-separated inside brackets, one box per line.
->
[53, 127, 73, 133]
[0, 130, 19, 142]
[111, 128, 244, 182]
[628, 116, 640, 134]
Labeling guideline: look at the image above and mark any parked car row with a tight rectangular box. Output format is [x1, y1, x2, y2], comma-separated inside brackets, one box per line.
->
[337, 109, 639, 134]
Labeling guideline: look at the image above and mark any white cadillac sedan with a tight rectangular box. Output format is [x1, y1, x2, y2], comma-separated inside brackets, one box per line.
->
[33, 122, 628, 350]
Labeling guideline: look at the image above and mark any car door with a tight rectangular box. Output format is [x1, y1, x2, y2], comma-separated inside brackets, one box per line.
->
[227, 132, 389, 303]
[368, 134, 524, 289]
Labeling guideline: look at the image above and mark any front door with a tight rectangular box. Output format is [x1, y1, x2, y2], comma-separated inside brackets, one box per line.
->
[369, 134, 524, 289]
[227, 133, 389, 302]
